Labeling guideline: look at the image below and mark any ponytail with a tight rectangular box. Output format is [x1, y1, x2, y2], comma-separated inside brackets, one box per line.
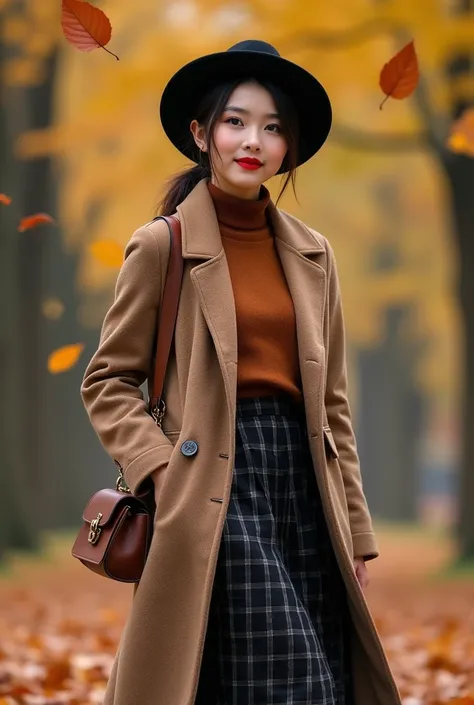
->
[159, 162, 210, 216]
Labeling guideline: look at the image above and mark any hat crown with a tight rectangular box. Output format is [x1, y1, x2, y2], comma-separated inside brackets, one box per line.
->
[227, 40, 280, 57]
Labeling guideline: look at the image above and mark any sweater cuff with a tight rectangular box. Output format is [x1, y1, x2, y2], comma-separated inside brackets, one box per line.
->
[124, 444, 174, 495]
[352, 531, 379, 562]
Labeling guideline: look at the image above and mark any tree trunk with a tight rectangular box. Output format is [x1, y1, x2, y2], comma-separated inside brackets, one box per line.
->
[18, 51, 58, 529]
[356, 178, 423, 521]
[0, 9, 59, 555]
[357, 306, 423, 520]
[446, 154, 474, 561]
[0, 26, 38, 553]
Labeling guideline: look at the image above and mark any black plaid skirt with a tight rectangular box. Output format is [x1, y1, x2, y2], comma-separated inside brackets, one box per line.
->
[195, 395, 353, 705]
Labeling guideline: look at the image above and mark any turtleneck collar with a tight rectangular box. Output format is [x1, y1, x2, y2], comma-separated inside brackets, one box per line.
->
[208, 182, 271, 239]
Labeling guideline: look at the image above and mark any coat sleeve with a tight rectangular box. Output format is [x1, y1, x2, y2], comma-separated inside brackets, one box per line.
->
[81, 220, 174, 495]
[324, 239, 379, 561]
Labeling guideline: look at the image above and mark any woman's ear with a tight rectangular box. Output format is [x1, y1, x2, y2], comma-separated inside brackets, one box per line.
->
[190, 120, 207, 152]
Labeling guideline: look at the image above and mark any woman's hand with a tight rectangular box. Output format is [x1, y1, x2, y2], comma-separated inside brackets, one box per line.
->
[353, 558, 369, 591]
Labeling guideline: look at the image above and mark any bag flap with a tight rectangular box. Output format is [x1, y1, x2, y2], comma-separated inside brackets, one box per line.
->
[82, 488, 139, 525]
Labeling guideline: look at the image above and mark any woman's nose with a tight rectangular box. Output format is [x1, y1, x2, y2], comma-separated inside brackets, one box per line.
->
[243, 139, 261, 151]
[242, 129, 262, 151]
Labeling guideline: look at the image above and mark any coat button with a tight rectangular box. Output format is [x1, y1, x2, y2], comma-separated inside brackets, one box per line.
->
[181, 440, 199, 457]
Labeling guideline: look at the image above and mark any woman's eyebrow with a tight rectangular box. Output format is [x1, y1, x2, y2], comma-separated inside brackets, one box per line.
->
[224, 105, 280, 119]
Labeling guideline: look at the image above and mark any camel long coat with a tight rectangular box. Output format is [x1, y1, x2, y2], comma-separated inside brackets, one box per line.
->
[81, 179, 402, 705]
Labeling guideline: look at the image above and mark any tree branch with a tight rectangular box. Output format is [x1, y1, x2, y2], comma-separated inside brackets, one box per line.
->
[330, 124, 432, 151]
[282, 19, 402, 51]
[281, 21, 446, 156]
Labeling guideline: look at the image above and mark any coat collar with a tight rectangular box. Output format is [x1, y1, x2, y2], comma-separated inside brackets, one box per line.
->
[176, 178, 326, 260]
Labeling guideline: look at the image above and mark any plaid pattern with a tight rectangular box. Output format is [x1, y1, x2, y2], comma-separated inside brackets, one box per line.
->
[196, 396, 353, 705]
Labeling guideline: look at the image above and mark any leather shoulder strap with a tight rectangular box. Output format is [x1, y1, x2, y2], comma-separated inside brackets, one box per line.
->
[149, 215, 183, 411]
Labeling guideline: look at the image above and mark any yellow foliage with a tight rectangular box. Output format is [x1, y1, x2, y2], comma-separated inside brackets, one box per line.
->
[447, 131, 471, 155]
[89, 240, 124, 268]
[7, 0, 472, 410]
[42, 298, 65, 321]
[1, 16, 29, 44]
[3, 58, 43, 85]
[447, 107, 474, 157]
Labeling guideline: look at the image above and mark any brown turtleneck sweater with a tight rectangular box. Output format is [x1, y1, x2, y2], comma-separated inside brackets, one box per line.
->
[208, 182, 303, 404]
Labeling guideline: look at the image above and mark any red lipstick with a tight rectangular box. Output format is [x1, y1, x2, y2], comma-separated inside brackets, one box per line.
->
[235, 157, 263, 170]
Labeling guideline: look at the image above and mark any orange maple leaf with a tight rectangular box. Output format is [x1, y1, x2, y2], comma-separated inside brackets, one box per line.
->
[0, 193, 12, 205]
[61, 0, 119, 60]
[379, 40, 419, 110]
[17, 213, 56, 232]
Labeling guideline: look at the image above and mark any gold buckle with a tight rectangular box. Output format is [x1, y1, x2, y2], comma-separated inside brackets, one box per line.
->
[88, 512, 103, 545]
[150, 398, 166, 427]
[116, 474, 131, 493]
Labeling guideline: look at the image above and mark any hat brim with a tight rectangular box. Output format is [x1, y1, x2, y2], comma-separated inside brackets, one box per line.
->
[159, 49, 332, 174]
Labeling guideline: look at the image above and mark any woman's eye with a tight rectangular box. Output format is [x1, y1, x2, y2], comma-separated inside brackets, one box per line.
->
[226, 117, 243, 126]
[266, 123, 282, 133]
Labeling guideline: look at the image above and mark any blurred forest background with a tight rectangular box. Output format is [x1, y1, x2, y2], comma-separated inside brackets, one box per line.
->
[1, 0, 474, 567]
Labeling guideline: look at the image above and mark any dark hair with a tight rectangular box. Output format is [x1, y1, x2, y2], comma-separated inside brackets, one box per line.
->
[158, 78, 299, 216]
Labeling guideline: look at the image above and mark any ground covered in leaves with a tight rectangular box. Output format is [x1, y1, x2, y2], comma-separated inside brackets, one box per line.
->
[0, 525, 473, 704]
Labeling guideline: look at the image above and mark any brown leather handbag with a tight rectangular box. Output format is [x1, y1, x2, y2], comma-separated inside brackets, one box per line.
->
[71, 216, 184, 583]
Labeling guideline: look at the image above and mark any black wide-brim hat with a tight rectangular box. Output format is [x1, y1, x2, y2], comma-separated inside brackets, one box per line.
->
[159, 39, 332, 174]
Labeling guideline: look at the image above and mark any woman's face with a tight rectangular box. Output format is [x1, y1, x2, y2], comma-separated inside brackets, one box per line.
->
[191, 81, 288, 200]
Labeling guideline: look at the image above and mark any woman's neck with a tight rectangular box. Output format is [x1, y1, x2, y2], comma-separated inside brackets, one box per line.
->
[207, 182, 270, 234]
[210, 174, 261, 201]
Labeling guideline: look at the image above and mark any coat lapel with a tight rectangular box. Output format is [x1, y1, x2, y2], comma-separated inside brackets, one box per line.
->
[176, 179, 328, 406]
[176, 181, 239, 406]
[268, 203, 327, 368]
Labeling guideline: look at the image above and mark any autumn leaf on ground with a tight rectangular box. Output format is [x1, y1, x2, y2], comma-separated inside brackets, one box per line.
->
[18, 213, 55, 232]
[447, 107, 474, 158]
[0, 193, 12, 205]
[61, 0, 119, 60]
[379, 40, 419, 110]
[48, 343, 84, 374]
[89, 240, 123, 268]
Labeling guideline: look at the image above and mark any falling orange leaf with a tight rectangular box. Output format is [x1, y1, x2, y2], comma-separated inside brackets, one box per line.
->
[447, 107, 474, 158]
[0, 193, 12, 205]
[18, 213, 55, 232]
[379, 40, 419, 110]
[48, 343, 84, 374]
[61, 0, 119, 60]
[89, 240, 123, 268]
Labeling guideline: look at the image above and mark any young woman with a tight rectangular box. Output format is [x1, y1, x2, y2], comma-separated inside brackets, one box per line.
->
[81, 40, 401, 705]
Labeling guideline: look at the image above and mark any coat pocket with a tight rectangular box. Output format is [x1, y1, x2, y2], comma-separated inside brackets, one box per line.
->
[323, 425, 339, 460]
[164, 430, 181, 446]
